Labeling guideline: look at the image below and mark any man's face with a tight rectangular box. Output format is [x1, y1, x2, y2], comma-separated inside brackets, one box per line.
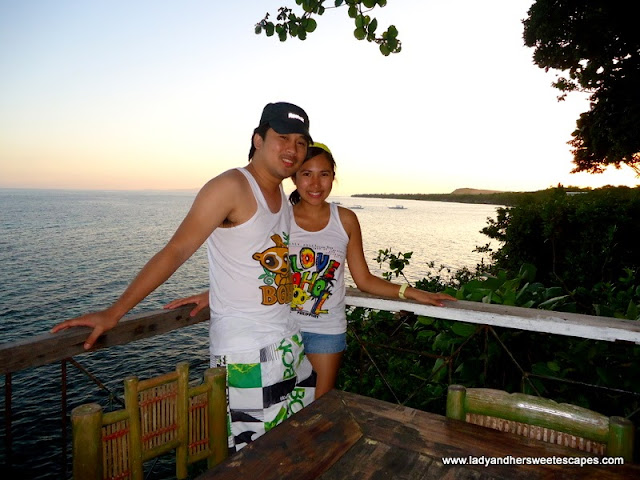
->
[254, 128, 308, 179]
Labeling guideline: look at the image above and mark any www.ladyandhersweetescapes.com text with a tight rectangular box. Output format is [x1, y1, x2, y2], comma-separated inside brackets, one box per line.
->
[442, 455, 625, 467]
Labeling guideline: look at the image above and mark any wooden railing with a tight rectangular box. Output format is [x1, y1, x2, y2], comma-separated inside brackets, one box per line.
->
[0, 305, 209, 376]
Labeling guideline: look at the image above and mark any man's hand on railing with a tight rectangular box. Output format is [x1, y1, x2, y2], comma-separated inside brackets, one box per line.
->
[50, 307, 120, 350]
[164, 291, 210, 317]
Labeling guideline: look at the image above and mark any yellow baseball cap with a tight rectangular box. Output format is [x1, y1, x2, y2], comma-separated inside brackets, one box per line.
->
[311, 142, 332, 155]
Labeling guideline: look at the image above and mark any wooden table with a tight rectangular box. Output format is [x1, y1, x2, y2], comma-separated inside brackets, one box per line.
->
[197, 389, 638, 479]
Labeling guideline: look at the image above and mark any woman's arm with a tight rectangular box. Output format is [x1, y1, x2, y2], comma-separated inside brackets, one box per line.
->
[340, 207, 455, 306]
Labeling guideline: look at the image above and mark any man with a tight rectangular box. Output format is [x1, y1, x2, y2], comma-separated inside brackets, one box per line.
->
[52, 102, 316, 451]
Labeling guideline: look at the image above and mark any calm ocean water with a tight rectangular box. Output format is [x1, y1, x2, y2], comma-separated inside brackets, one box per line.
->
[0, 189, 498, 478]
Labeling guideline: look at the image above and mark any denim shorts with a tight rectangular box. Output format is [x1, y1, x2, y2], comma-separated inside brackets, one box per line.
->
[302, 331, 347, 354]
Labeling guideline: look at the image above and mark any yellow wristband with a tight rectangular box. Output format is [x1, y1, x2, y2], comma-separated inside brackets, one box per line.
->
[398, 283, 409, 299]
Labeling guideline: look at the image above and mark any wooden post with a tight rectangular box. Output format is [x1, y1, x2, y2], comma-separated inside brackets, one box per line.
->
[5, 373, 12, 470]
[124, 375, 143, 480]
[61, 360, 68, 479]
[176, 362, 189, 479]
[608, 416, 635, 463]
[206, 367, 228, 468]
[71, 403, 103, 480]
[446, 384, 466, 421]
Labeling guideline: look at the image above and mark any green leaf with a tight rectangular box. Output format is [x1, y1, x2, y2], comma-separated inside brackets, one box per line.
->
[417, 330, 436, 340]
[335, 0, 344, 6]
[355, 15, 364, 29]
[354, 27, 366, 40]
[348, 5, 357, 18]
[531, 362, 555, 376]
[482, 291, 503, 304]
[450, 322, 477, 338]
[255, 25, 262, 35]
[305, 18, 317, 32]
[547, 361, 561, 372]
[481, 276, 504, 290]
[417, 315, 434, 326]
[515, 282, 531, 302]
[431, 358, 447, 382]
[266, 22, 275, 37]
[302, 0, 314, 13]
[368, 18, 378, 34]
[596, 367, 610, 383]
[502, 291, 517, 306]
[518, 263, 537, 282]
[387, 24, 398, 38]
[432, 332, 450, 351]
[545, 287, 564, 298]
[363, 0, 376, 8]
[538, 295, 569, 310]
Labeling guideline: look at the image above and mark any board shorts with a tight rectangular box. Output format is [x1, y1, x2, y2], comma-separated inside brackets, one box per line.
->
[211, 332, 316, 452]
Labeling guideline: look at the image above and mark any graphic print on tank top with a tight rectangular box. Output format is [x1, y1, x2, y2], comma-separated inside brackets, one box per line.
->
[289, 244, 342, 317]
[252, 233, 294, 306]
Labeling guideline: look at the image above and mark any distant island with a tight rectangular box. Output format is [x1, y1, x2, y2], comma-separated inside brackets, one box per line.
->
[352, 187, 592, 206]
[450, 188, 503, 195]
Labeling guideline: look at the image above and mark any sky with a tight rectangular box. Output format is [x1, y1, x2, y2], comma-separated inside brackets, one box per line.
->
[0, 0, 638, 195]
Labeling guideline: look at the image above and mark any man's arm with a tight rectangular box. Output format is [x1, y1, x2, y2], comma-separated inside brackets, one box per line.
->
[51, 170, 248, 349]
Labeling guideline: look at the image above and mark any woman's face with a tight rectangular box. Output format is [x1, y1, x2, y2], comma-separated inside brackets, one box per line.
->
[293, 153, 335, 206]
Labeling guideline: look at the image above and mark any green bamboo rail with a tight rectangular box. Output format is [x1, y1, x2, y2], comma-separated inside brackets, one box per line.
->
[446, 384, 635, 462]
[71, 362, 227, 480]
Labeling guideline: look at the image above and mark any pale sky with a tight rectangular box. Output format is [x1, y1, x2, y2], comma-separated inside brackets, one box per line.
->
[1, 0, 638, 195]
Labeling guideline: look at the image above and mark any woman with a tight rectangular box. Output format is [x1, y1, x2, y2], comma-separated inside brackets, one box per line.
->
[165, 142, 454, 397]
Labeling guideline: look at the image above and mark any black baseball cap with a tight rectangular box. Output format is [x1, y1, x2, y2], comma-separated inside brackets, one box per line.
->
[259, 102, 312, 143]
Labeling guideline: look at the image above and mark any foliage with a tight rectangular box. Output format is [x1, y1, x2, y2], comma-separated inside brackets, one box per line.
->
[255, 0, 401, 56]
[374, 248, 412, 281]
[255, 2, 640, 173]
[353, 188, 592, 207]
[339, 255, 640, 427]
[523, 1, 640, 174]
[338, 188, 640, 453]
[480, 186, 640, 300]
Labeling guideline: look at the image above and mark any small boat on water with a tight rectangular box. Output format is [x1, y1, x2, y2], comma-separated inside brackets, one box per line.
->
[388, 205, 407, 210]
[350, 205, 364, 209]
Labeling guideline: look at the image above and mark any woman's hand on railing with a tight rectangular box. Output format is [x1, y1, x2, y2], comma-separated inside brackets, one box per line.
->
[406, 288, 456, 307]
[50, 308, 120, 350]
[164, 290, 210, 317]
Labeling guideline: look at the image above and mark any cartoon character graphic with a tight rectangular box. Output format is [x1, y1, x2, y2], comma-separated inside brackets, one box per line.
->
[291, 286, 309, 310]
[253, 234, 294, 306]
[253, 234, 290, 286]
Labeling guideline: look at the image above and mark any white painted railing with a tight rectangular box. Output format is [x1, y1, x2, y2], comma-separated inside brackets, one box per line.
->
[346, 288, 640, 344]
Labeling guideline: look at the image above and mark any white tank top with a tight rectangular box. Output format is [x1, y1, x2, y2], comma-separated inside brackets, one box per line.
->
[207, 168, 297, 354]
[289, 203, 349, 334]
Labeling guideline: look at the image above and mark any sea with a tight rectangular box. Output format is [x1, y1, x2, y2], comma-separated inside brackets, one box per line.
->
[0, 188, 499, 479]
